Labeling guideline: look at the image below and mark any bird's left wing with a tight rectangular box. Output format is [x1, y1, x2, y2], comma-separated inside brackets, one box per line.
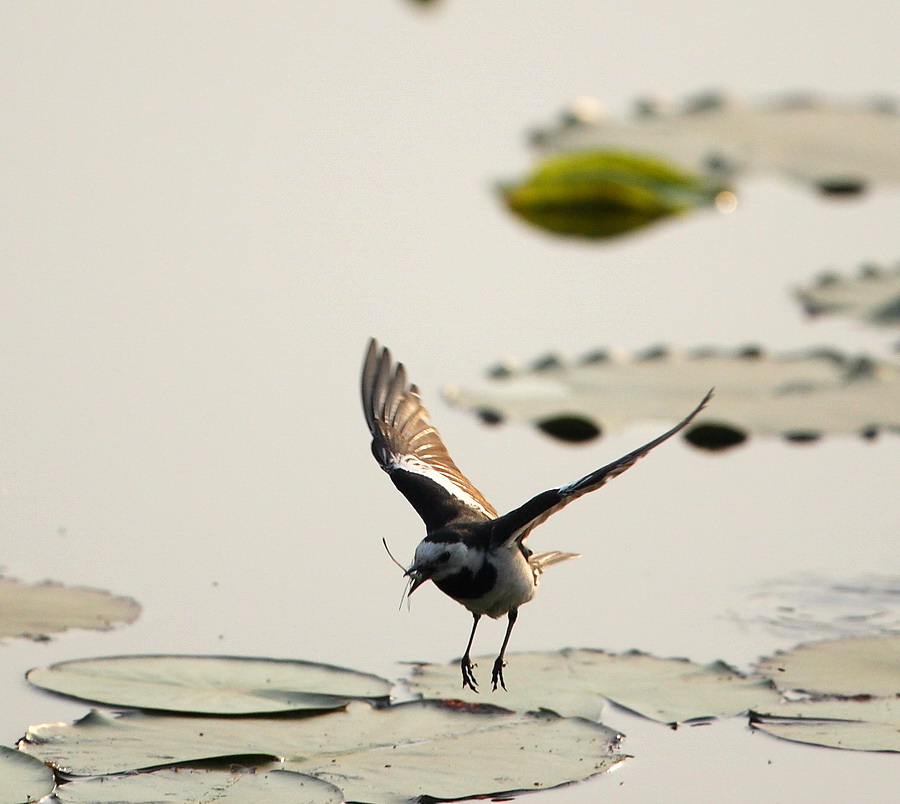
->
[489, 389, 713, 548]
[362, 339, 498, 532]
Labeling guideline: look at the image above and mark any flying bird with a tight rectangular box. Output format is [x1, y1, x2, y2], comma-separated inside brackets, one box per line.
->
[361, 338, 712, 691]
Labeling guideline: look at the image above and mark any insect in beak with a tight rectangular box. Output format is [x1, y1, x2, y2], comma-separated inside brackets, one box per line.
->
[382, 538, 430, 608]
[404, 566, 430, 596]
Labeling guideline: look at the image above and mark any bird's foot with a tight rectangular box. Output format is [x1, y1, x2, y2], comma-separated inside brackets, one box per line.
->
[461, 656, 479, 693]
[491, 656, 507, 691]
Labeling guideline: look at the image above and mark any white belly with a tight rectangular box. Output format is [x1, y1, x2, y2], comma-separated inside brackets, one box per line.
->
[460, 547, 536, 618]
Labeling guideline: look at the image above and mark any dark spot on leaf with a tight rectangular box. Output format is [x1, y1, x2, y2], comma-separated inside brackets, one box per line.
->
[477, 409, 504, 426]
[859, 262, 883, 278]
[537, 415, 601, 443]
[487, 363, 515, 379]
[736, 344, 764, 358]
[816, 271, 841, 285]
[783, 431, 821, 443]
[636, 344, 669, 361]
[580, 348, 613, 364]
[816, 179, 867, 196]
[684, 422, 747, 450]
[532, 354, 564, 372]
[872, 296, 900, 324]
[705, 152, 736, 174]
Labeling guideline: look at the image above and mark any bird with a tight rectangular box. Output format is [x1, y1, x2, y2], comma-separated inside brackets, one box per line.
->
[361, 338, 712, 692]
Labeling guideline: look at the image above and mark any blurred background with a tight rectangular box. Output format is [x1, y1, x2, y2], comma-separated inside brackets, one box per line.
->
[1, 2, 898, 801]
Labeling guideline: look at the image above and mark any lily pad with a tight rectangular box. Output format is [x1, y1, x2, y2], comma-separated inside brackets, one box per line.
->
[0, 745, 54, 804]
[0, 576, 140, 642]
[530, 91, 900, 193]
[27, 655, 392, 714]
[443, 345, 900, 448]
[410, 648, 782, 725]
[55, 764, 344, 804]
[730, 575, 900, 640]
[751, 697, 900, 752]
[757, 635, 900, 698]
[499, 150, 729, 239]
[20, 700, 624, 803]
[796, 263, 900, 327]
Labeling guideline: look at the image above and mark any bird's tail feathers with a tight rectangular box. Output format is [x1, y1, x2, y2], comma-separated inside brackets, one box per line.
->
[530, 551, 580, 572]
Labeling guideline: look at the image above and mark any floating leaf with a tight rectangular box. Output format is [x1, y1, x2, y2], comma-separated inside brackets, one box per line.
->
[0, 745, 54, 804]
[751, 697, 900, 752]
[730, 575, 900, 640]
[757, 635, 900, 698]
[443, 345, 900, 448]
[27, 655, 392, 715]
[530, 91, 900, 193]
[796, 263, 900, 327]
[55, 763, 344, 804]
[0, 576, 140, 642]
[499, 150, 730, 239]
[20, 701, 624, 803]
[409, 649, 781, 725]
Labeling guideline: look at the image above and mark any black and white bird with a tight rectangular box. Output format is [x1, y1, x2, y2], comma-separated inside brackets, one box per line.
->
[361, 339, 712, 692]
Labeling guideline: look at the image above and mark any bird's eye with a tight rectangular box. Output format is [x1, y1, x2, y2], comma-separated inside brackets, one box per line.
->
[438, 551, 451, 563]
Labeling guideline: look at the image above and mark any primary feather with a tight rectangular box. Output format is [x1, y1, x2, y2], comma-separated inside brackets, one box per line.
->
[362, 339, 497, 530]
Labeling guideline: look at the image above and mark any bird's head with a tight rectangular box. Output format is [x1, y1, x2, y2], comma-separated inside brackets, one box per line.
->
[404, 540, 468, 595]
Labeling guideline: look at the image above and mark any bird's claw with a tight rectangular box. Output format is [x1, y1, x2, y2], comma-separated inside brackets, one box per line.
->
[461, 656, 479, 692]
[491, 657, 507, 691]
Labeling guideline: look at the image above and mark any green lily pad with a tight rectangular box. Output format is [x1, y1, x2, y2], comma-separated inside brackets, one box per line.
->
[410, 648, 782, 724]
[0, 576, 140, 642]
[54, 763, 344, 803]
[757, 635, 900, 697]
[20, 700, 624, 803]
[500, 150, 729, 239]
[751, 697, 900, 752]
[27, 655, 392, 714]
[0, 745, 55, 804]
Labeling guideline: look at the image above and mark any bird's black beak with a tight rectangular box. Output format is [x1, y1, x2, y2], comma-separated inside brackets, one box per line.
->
[404, 565, 431, 596]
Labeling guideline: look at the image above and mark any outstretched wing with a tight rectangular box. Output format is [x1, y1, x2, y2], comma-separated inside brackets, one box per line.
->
[361, 339, 497, 532]
[489, 389, 713, 548]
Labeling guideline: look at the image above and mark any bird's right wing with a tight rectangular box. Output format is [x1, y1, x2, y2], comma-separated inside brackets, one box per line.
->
[362, 339, 497, 532]
[489, 389, 713, 548]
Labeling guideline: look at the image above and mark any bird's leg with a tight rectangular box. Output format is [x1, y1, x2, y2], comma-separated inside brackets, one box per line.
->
[460, 612, 481, 692]
[491, 608, 518, 691]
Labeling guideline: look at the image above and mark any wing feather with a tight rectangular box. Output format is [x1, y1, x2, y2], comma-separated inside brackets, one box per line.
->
[490, 388, 714, 547]
[362, 339, 497, 531]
